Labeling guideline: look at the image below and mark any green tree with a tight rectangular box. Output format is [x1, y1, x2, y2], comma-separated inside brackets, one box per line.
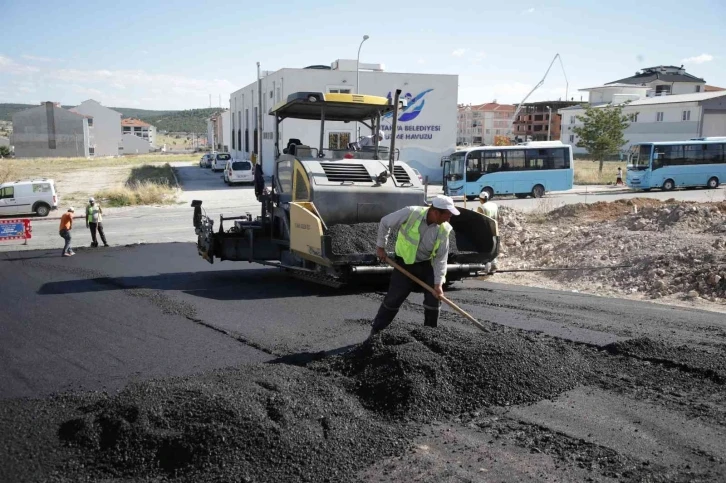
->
[0, 145, 10, 157]
[573, 103, 633, 173]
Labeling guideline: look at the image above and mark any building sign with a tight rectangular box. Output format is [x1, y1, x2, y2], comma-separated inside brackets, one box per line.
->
[381, 89, 441, 141]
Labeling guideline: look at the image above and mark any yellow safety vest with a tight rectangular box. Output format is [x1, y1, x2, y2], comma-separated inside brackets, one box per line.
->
[86, 204, 102, 223]
[395, 207, 452, 265]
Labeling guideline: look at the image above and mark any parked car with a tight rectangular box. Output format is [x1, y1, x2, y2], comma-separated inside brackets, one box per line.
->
[0, 179, 58, 217]
[224, 159, 254, 185]
[412, 168, 424, 184]
[199, 154, 214, 168]
[211, 152, 232, 172]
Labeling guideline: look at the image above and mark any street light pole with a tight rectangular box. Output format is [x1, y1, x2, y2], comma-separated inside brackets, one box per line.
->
[356, 35, 370, 141]
[546, 106, 552, 141]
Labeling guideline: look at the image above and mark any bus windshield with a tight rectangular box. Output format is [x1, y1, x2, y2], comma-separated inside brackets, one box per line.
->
[628, 144, 651, 171]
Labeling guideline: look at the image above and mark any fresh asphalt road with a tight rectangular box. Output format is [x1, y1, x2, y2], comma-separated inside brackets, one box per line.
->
[1, 162, 724, 252]
[2, 241, 725, 400]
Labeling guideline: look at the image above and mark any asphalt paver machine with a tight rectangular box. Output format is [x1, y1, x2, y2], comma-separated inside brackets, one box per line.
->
[192, 90, 499, 287]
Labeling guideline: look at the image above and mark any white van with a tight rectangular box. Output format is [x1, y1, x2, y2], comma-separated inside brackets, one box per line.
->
[224, 159, 254, 185]
[211, 152, 232, 172]
[0, 179, 59, 217]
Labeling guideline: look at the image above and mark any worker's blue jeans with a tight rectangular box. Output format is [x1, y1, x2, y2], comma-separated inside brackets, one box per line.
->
[371, 257, 440, 333]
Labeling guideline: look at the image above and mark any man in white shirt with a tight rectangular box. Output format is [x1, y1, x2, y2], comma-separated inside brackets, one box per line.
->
[350, 130, 384, 150]
[370, 195, 460, 336]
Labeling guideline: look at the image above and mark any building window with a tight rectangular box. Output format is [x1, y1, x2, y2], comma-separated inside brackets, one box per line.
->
[569, 134, 575, 143]
[630, 113, 638, 122]
[328, 132, 351, 149]
[656, 112, 664, 122]
[87, 118, 93, 127]
[570, 116, 575, 124]
[328, 87, 352, 94]
[696, 85, 701, 93]
[655, 85, 671, 96]
[276, 87, 281, 102]
[682, 110, 691, 121]
[89, 146, 95, 155]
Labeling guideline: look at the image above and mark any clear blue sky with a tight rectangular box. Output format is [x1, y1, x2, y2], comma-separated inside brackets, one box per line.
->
[1, 0, 724, 110]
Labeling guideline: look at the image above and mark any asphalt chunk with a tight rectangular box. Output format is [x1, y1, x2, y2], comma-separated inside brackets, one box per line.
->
[10, 364, 412, 483]
[313, 323, 588, 421]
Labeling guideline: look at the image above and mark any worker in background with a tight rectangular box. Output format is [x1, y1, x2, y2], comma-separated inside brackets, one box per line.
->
[477, 192, 499, 272]
[370, 195, 460, 337]
[59, 207, 75, 257]
[616, 167, 624, 186]
[349, 130, 384, 151]
[86, 197, 108, 247]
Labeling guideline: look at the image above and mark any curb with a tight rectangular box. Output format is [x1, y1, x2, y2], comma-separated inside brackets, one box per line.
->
[170, 166, 181, 188]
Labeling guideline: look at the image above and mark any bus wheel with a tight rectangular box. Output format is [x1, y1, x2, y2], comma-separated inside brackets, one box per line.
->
[662, 179, 675, 191]
[707, 177, 719, 189]
[532, 185, 545, 198]
[481, 187, 494, 200]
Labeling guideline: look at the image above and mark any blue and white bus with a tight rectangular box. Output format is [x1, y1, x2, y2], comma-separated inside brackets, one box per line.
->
[626, 138, 726, 191]
[443, 141, 574, 200]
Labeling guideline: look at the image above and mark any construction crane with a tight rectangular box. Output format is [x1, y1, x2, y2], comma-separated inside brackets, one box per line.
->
[506, 54, 569, 139]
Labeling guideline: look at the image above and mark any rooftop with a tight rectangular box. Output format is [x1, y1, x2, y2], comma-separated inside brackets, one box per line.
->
[122, 118, 152, 127]
[559, 91, 726, 110]
[606, 65, 705, 86]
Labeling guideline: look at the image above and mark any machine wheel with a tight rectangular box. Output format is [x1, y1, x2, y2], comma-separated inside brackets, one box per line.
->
[707, 177, 719, 189]
[34, 203, 50, 217]
[481, 187, 494, 200]
[532, 184, 545, 198]
[662, 179, 675, 191]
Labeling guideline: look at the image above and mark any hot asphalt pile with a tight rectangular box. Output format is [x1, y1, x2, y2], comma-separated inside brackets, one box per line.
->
[313, 322, 588, 421]
[328, 223, 475, 256]
[3, 364, 412, 483]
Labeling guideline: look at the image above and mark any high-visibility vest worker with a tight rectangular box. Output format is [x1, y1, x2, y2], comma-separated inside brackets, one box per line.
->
[477, 191, 498, 219]
[370, 195, 460, 337]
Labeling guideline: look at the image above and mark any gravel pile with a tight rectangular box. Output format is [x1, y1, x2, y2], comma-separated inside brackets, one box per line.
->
[17, 364, 411, 483]
[328, 223, 475, 256]
[314, 323, 588, 421]
[497, 200, 726, 303]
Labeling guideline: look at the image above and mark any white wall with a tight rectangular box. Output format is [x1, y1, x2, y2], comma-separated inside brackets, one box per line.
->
[587, 86, 650, 104]
[560, 101, 705, 154]
[70, 100, 122, 157]
[120, 133, 150, 154]
[221, 110, 230, 151]
[230, 68, 458, 181]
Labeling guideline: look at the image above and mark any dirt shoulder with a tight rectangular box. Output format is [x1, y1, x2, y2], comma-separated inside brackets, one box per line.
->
[490, 198, 726, 313]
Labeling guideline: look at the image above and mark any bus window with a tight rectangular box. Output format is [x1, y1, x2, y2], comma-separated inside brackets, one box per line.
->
[505, 150, 526, 171]
[662, 145, 685, 166]
[684, 144, 704, 164]
[551, 148, 569, 169]
[526, 149, 545, 169]
[466, 151, 482, 181]
[483, 151, 503, 173]
[703, 143, 725, 164]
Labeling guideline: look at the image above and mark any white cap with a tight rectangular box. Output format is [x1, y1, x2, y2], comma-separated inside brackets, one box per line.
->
[430, 195, 460, 216]
[68, 207, 75, 212]
[88, 197, 95, 202]
[478, 191, 489, 200]
[378, 130, 384, 138]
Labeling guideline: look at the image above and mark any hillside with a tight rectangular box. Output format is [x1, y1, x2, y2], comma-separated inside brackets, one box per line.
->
[0, 103, 219, 134]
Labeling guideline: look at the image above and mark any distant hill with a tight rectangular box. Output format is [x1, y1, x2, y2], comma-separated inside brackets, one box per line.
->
[0, 103, 219, 134]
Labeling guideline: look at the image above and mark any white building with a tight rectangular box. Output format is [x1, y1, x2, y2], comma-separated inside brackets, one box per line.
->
[207, 110, 231, 152]
[69, 99, 123, 157]
[229, 59, 458, 181]
[457, 102, 515, 146]
[559, 66, 726, 154]
[122, 118, 157, 147]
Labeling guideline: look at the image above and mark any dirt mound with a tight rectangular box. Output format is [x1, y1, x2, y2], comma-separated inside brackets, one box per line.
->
[315, 323, 588, 421]
[547, 198, 665, 222]
[618, 203, 726, 232]
[57, 364, 410, 482]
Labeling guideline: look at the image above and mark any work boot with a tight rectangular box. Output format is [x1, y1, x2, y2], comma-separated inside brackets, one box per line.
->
[371, 305, 399, 334]
[424, 309, 439, 328]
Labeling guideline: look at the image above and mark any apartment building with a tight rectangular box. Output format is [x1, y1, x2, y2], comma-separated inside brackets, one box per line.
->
[121, 118, 157, 147]
[11, 102, 91, 158]
[511, 101, 580, 142]
[69, 99, 123, 156]
[457, 102, 515, 145]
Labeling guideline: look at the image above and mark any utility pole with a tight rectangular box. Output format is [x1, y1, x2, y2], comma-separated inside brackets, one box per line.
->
[209, 94, 211, 108]
[257, 62, 263, 168]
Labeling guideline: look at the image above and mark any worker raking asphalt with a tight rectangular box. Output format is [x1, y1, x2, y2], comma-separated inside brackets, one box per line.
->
[313, 322, 589, 421]
[328, 222, 475, 256]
